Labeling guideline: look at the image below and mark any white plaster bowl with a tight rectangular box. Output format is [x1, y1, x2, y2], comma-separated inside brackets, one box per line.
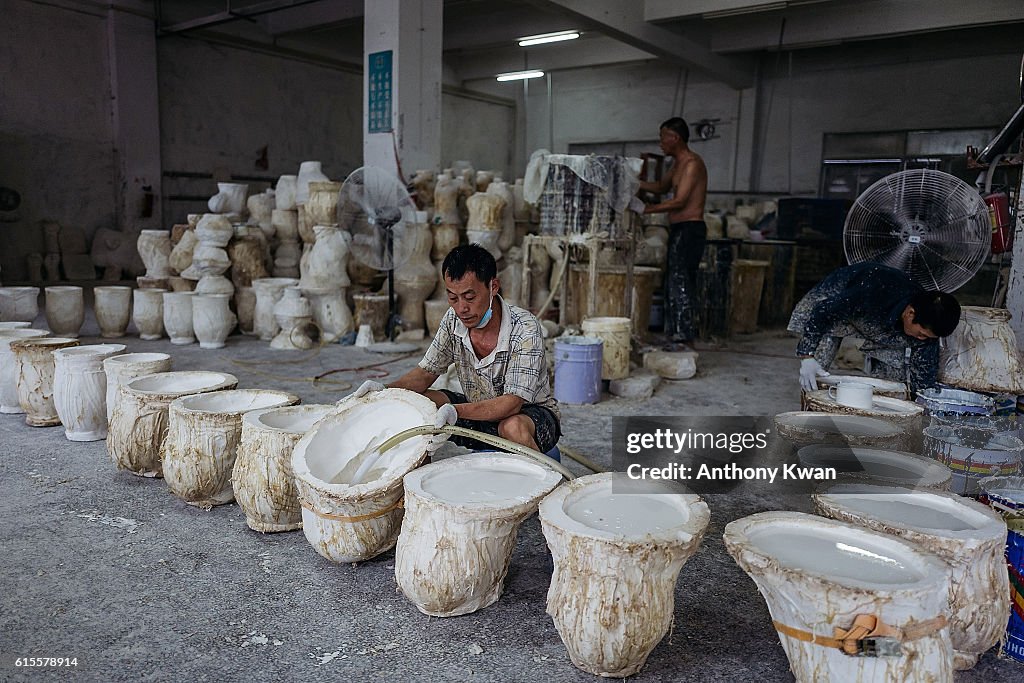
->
[774, 411, 905, 449]
[107, 370, 238, 477]
[538, 472, 710, 677]
[813, 482, 1008, 669]
[724, 511, 954, 683]
[395, 453, 562, 617]
[798, 445, 952, 490]
[232, 404, 334, 532]
[291, 388, 438, 563]
[163, 389, 300, 508]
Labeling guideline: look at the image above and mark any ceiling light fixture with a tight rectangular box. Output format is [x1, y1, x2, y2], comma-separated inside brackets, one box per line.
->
[517, 30, 580, 47]
[496, 70, 545, 82]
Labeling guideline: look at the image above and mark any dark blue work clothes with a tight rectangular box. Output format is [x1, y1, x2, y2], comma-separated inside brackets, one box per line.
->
[787, 263, 939, 394]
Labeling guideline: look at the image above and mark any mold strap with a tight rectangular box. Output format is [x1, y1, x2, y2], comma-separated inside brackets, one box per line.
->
[772, 614, 948, 657]
[300, 497, 404, 523]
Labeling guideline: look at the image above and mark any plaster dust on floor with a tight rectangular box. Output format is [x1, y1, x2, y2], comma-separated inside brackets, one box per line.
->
[1, 317, 1019, 681]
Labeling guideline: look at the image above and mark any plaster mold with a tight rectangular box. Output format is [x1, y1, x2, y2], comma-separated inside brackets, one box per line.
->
[52, 344, 125, 441]
[302, 288, 353, 343]
[232, 404, 333, 532]
[295, 161, 328, 206]
[271, 209, 300, 278]
[0, 287, 40, 323]
[163, 389, 299, 508]
[44, 286, 84, 337]
[252, 277, 298, 341]
[396, 453, 561, 617]
[162, 291, 196, 345]
[797, 445, 952, 490]
[724, 511, 954, 683]
[305, 181, 342, 226]
[773, 411, 905, 449]
[539, 473, 710, 677]
[108, 371, 237, 478]
[103, 352, 172, 424]
[11, 337, 80, 426]
[93, 286, 132, 338]
[192, 294, 236, 349]
[270, 287, 314, 350]
[275, 175, 298, 211]
[137, 230, 171, 278]
[393, 223, 435, 331]
[939, 306, 1024, 393]
[0, 329, 49, 413]
[132, 288, 166, 340]
[291, 389, 437, 563]
[465, 193, 505, 259]
[814, 482, 1009, 669]
[208, 182, 248, 215]
[299, 225, 350, 290]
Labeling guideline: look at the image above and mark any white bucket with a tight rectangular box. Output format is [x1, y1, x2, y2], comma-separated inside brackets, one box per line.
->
[291, 389, 437, 563]
[538, 472, 710, 677]
[798, 445, 952, 490]
[724, 511, 953, 682]
[813, 481, 1009, 670]
[163, 389, 299, 508]
[395, 453, 562, 616]
[232, 404, 334, 532]
[581, 316, 631, 380]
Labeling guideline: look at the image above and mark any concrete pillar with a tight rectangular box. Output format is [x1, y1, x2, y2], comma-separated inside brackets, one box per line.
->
[1005, 173, 1024, 337]
[106, 6, 162, 232]
[363, 0, 443, 178]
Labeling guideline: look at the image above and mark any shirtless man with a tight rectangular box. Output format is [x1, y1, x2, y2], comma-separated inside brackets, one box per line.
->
[639, 117, 709, 348]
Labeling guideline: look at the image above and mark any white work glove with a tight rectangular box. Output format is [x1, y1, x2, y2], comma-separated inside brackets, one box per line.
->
[799, 357, 829, 392]
[352, 380, 386, 399]
[426, 403, 459, 453]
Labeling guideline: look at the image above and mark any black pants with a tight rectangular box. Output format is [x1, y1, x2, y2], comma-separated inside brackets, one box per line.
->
[664, 221, 707, 342]
[437, 390, 561, 453]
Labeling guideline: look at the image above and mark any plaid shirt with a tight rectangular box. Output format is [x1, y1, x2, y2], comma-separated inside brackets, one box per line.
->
[418, 296, 559, 419]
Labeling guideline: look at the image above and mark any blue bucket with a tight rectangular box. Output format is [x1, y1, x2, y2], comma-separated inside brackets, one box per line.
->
[1005, 519, 1024, 662]
[554, 336, 603, 405]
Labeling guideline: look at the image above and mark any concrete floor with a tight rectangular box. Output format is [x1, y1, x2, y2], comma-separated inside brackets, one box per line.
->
[1, 314, 1020, 681]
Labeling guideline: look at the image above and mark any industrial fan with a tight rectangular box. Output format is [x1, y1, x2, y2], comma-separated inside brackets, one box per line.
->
[338, 166, 418, 340]
[843, 169, 990, 292]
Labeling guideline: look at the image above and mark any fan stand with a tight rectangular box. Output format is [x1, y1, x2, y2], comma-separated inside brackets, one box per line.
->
[385, 229, 397, 342]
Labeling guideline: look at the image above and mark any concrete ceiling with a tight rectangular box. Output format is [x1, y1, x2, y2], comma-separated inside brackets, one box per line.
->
[155, 0, 1024, 88]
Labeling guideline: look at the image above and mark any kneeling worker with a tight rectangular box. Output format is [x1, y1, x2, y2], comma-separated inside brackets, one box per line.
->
[789, 262, 961, 396]
[352, 244, 561, 453]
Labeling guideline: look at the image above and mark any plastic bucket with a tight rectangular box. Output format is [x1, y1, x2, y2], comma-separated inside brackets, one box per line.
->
[1005, 519, 1024, 663]
[554, 336, 603, 404]
[581, 317, 631, 380]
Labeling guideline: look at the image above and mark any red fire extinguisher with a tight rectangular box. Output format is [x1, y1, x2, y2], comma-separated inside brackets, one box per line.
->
[985, 192, 1012, 254]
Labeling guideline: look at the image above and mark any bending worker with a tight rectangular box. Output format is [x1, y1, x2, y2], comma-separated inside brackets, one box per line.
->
[352, 244, 560, 453]
[789, 262, 961, 395]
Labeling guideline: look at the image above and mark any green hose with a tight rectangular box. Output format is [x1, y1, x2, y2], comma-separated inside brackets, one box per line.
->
[377, 425, 577, 480]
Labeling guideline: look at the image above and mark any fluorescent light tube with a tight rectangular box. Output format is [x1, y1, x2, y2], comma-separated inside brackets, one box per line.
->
[496, 70, 545, 82]
[518, 31, 580, 47]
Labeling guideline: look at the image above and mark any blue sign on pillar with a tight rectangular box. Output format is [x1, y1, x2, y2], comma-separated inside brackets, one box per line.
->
[368, 50, 393, 134]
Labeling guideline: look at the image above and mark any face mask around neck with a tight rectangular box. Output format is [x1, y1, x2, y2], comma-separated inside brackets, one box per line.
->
[475, 293, 494, 329]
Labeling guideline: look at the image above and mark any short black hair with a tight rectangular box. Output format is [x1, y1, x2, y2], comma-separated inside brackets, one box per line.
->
[910, 291, 960, 337]
[660, 117, 690, 143]
[442, 244, 496, 284]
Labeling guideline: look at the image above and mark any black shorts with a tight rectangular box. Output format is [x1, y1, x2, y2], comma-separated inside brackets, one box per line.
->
[437, 390, 561, 453]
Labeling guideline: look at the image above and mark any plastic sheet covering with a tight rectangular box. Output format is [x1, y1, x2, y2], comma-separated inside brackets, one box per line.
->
[523, 150, 643, 238]
[939, 306, 1024, 393]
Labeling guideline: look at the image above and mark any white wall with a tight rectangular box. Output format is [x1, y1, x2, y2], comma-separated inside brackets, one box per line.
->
[441, 91, 515, 178]
[158, 36, 365, 224]
[0, 0, 114, 280]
